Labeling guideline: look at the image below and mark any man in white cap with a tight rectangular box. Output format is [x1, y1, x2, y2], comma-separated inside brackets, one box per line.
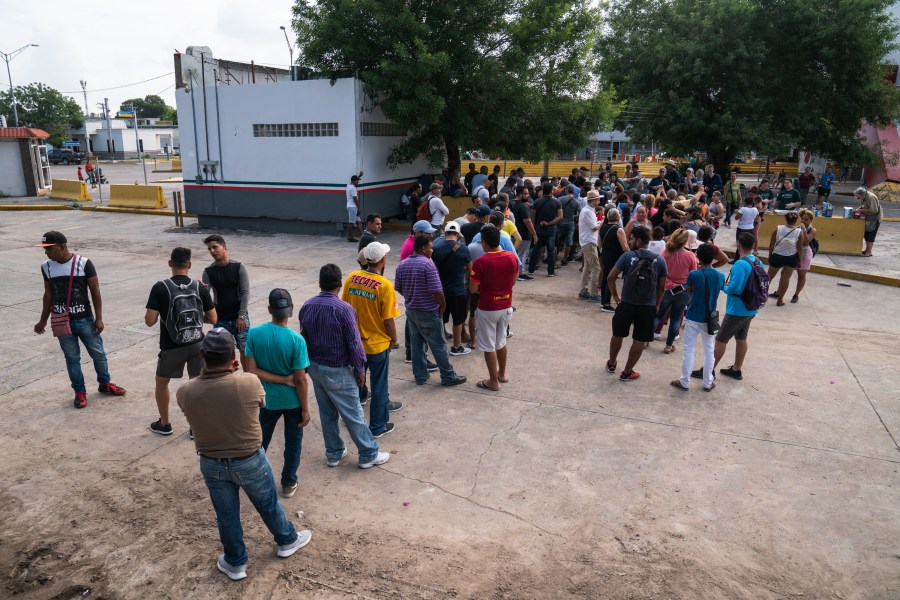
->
[177, 327, 311, 581]
[341, 242, 402, 438]
[431, 222, 472, 355]
[244, 289, 310, 499]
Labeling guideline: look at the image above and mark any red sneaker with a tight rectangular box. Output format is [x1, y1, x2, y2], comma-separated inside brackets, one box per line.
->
[99, 383, 126, 396]
[74, 392, 87, 409]
[619, 370, 640, 382]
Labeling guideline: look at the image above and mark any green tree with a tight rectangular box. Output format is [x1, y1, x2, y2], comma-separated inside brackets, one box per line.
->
[120, 94, 170, 118]
[598, 0, 900, 175]
[161, 105, 178, 125]
[292, 0, 618, 170]
[0, 83, 83, 146]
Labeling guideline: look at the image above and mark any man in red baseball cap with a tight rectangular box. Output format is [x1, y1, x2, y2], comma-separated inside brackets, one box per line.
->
[34, 231, 126, 408]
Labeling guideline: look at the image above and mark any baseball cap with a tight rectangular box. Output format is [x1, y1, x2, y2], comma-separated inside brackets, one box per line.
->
[268, 288, 293, 319]
[475, 205, 492, 217]
[202, 327, 236, 354]
[35, 231, 67, 247]
[429, 182, 443, 191]
[686, 229, 700, 251]
[444, 222, 461, 234]
[363, 241, 390, 263]
[413, 220, 436, 233]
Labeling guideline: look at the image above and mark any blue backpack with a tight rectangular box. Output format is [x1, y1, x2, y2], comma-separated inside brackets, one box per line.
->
[738, 256, 770, 311]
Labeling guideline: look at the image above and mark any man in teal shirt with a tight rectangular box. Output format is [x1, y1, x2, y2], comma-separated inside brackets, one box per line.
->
[245, 289, 311, 498]
[712, 232, 761, 381]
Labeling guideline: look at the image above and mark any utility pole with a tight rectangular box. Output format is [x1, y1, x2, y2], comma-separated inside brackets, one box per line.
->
[104, 97, 114, 158]
[280, 26, 294, 80]
[131, 102, 148, 185]
[1, 43, 39, 126]
[80, 80, 91, 156]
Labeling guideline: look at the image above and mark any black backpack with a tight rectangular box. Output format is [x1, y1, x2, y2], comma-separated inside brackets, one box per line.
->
[162, 278, 205, 345]
[621, 252, 659, 305]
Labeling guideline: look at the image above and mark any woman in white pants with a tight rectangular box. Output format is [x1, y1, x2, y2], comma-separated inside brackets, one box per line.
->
[671, 244, 725, 391]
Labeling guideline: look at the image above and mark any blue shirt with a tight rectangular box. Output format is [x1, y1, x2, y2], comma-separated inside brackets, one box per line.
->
[819, 172, 835, 190]
[244, 322, 310, 410]
[431, 237, 471, 296]
[297, 292, 367, 373]
[471, 230, 521, 266]
[395, 253, 444, 313]
[685, 267, 725, 323]
[724, 256, 762, 317]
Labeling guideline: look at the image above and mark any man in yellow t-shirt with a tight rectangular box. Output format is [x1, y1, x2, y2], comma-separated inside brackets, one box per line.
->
[341, 242, 401, 438]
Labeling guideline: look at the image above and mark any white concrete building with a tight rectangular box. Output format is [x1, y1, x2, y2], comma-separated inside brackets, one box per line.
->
[175, 48, 428, 235]
[65, 117, 179, 158]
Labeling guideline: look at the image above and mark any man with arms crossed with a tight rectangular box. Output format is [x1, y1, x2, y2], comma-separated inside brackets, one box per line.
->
[470, 225, 519, 391]
[146, 247, 217, 435]
[177, 328, 311, 581]
[244, 289, 311, 499]
[203, 234, 250, 370]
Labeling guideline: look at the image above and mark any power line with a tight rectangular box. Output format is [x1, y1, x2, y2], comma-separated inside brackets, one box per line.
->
[58, 72, 174, 93]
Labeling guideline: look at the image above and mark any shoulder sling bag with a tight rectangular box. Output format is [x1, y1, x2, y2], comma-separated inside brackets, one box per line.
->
[51, 254, 78, 337]
[703, 268, 720, 335]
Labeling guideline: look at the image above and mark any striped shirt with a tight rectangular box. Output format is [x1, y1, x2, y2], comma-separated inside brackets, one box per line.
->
[297, 292, 366, 374]
[394, 253, 443, 313]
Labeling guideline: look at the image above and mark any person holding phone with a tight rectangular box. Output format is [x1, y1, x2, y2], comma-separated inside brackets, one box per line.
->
[653, 229, 698, 354]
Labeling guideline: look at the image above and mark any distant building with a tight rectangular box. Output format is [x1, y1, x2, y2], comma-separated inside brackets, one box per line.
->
[0, 127, 51, 197]
[174, 46, 428, 235]
[64, 116, 179, 159]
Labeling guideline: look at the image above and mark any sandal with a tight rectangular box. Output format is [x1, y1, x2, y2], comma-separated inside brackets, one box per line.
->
[663, 346, 675, 354]
[703, 383, 716, 392]
[670, 380, 689, 391]
[476, 380, 500, 392]
[790, 296, 799, 304]
[776, 300, 785, 306]
[498, 376, 509, 383]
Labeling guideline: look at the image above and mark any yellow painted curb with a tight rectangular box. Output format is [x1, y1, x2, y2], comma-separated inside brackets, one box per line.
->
[723, 250, 900, 287]
[80, 206, 196, 217]
[0, 204, 73, 211]
[883, 217, 899, 222]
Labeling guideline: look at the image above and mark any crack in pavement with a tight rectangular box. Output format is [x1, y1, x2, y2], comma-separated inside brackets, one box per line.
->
[378, 465, 563, 539]
[469, 404, 541, 499]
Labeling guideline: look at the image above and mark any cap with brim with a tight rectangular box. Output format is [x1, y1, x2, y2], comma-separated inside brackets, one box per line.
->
[363, 241, 391, 263]
[475, 205, 491, 217]
[586, 190, 600, 200]
[35, 230, 67, 247]
[413, 220, 436, 233]
[444, 222, 461, 234]
[202, 327, 236, 354]
[667, 159, 676, 166]
[268, 288, 293, 319]
[430, 182, 443, 190]
[686, 230, 700, 250]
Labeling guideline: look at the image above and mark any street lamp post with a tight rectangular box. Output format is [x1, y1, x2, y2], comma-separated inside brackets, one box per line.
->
[279, 26, 294, 81]
[0, 44, 39, 126]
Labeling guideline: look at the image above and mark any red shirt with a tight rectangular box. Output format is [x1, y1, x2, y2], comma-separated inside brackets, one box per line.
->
[471, 251, 519, 311]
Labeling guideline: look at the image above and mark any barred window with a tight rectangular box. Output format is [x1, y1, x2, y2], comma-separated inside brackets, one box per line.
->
[252, 123, 339, 138]
[361, 121, 406, 137]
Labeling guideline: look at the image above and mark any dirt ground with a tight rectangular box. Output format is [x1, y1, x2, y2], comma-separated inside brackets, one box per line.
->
[1, 211, 898, 600]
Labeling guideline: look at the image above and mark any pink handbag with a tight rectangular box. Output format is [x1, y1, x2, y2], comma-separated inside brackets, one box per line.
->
[50, 254, 77, 337]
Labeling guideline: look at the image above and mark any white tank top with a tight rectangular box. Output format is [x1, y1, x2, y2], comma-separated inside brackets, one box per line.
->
[774, 225, 801, 256]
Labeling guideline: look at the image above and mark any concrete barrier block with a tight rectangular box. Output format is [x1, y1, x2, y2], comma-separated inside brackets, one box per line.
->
[49, 179, 92, 202]
[108, 184, 167, 209]
[758, 213, 865, 256]
[172, 158, 182, 172]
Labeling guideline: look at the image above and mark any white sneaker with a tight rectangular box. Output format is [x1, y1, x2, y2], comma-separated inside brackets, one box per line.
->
[653, 333, 661, 340]
[359, 451, 390, 469]
[216, 555, 247, 581]
[326, 448, 348, 467]
[277, 529, 312, 558]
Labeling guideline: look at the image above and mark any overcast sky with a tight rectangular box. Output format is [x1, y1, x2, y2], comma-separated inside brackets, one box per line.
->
[1, 0, 296, 114]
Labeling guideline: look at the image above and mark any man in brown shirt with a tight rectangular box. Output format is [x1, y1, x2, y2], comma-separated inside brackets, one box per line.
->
[176, 328, 312, 581]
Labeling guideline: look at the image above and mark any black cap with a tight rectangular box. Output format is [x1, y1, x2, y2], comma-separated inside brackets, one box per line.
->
[35, 231, 67, 247]
[268, 288, 293, 319]
[202, 327, 236, 354]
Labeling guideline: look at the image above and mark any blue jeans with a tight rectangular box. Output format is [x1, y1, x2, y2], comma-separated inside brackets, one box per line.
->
[405, 308, 459, 384]
[366, 349, 391, 435]
[260, 407, 303, 487]
[654, 289, 691, 346]
[557, 222, 575, 247]
[214, 318, 249, 351]
[307, 362, 379, 464]
[57, 317, 111, 393]
[528, 226, 557, 275]
[199, 449, 297, 567]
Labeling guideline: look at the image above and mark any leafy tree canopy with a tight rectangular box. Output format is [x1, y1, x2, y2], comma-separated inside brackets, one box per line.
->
[292, 0, 619, 170]
[0, 83, 83, 146]
[598, 0, 900, 174]
[120, 94, 170, 119]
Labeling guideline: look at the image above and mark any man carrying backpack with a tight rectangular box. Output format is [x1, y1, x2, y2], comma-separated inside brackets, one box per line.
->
[145, 247, 217, 435]
[417, 183, 450, 236]
[705, 231, 766, 381]
[604, 227, 667, 382]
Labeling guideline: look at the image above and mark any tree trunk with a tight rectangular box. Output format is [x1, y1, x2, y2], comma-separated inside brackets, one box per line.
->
[707, 148, 735, 180]
[444, 138, 461, 173]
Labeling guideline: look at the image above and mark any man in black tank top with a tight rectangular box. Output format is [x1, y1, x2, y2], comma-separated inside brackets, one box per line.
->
[203, 235, 251, 369]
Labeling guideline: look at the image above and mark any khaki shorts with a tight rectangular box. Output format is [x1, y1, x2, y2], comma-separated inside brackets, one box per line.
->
[476, 308, 513, 352]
